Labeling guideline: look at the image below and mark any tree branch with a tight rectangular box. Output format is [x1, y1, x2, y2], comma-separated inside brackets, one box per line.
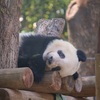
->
[34, 18, 65, 37]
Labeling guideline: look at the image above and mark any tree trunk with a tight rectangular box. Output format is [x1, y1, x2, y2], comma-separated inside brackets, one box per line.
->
[0, 0, 22, 69]
[34, 18, 65, 37]
[66, 0, 100, 76]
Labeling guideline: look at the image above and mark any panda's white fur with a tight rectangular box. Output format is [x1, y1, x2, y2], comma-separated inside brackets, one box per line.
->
[43, 39, 80, 77]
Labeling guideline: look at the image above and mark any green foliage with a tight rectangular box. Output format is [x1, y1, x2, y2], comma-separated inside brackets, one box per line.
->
[21, 0, 70, 33]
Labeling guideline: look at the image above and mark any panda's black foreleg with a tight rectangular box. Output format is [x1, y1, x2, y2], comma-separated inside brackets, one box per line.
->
[73, 72, 79, 80]
[29, 54, 46, 83]
[18, 56, 29, 67]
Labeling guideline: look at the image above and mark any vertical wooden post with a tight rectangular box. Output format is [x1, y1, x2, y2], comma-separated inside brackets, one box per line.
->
[97, 27, 100, 53]
[95, 54, 100, 100]
[95, 27, 100, 100]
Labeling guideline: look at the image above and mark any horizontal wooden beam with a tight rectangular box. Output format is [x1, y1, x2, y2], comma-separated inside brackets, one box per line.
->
[27, 73, 95, 97]
[0, 68, 95, 97]
[0, 88, 54, 100]
[70, 76, 95, 97]
[25, 72, 76, 93]
[0, 67, 33, 88]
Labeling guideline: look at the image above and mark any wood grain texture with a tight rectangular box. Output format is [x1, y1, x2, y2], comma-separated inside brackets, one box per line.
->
[0, 68, 95, 97]
[95, 54, 100, 100]
[0, 68, 33, 88]
[66, 0, 100, 76]
[34, 18, 65, 37]
[27, 74, 95, 97]
[0, 0, 22, 69]
[0, 88, 54, 100]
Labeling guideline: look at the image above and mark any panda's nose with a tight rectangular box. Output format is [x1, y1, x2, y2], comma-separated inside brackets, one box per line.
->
[48, 56, 53, 64]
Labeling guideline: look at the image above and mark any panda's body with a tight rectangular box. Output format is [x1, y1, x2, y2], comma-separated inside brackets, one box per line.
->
[18, 34, 86, 83]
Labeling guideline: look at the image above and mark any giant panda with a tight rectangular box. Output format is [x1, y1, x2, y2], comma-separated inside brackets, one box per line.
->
[18, 34, 86, 83]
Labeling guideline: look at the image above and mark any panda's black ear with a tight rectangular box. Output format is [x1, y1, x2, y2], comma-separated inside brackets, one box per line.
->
[77, 50, 87, 62]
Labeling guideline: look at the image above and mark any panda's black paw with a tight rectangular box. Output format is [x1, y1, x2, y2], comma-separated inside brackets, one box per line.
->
[73, 72, 79, 80]
[30, 68, 45, 83]
[34, 74, 44, 83]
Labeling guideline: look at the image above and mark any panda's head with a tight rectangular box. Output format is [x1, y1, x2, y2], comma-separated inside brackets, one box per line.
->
[43, 39, 86, 77]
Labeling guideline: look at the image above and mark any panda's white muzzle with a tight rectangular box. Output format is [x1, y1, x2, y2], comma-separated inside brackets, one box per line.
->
[44, 53, 61, 71]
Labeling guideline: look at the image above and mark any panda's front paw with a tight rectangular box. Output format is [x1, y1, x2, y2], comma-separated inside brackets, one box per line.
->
[34, 74, 44, 83]
[73, 72, 79, 80]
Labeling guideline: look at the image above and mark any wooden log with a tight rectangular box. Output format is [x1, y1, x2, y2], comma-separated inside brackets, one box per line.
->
[71, 76, 95, 97]
[95, 54, 100, 100]
[0, 88, 54, 100]
[64, 96, 89, 100]
[25, 73, 95, 97]
[0, 67, 33, 88]
[27, 72, 76, 93]
[96, 16, 100, 100]
[34, 18, 65, 37]
[0, 68, 95, 97]
[63, 96, 95, 100]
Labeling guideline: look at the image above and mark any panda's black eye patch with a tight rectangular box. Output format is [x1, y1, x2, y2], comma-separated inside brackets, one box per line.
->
[57, 50, 65, 59]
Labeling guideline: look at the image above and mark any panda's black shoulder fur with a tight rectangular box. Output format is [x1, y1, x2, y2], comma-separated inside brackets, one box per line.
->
[18, 34, 60, 83]
[19, 34, 60, 58]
